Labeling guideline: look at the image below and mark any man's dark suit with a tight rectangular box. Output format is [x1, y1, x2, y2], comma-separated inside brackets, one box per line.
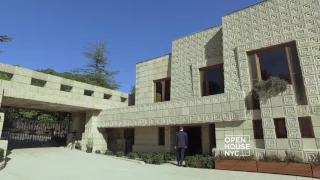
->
[175, 131, 188, 166]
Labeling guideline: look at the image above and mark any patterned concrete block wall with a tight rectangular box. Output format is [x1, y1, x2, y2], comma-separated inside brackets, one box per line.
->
[132, 127, 165, 154]
[222, 0, 320, 157]
[135, 54, 171, 105]
[0, 62, 129, 110]
[171, 26, 223, 100]
[96, 0, 320, 159]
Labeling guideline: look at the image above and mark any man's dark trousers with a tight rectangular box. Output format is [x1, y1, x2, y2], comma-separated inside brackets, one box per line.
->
[177, 148, 185, 165]
[175, 130, 188, 166]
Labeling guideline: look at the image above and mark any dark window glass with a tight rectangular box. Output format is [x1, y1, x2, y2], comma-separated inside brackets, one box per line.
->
[253, 120, 264, 139]
[165, 80, 171, 101]
[286, 45, 308, 105]
[298, 117, 314, 138]
[274, 118, 287, 138]
[257, 48, 291, 83]
[200, 65, 224, 96]
[158, 127, 165, 145]
[155, 81, 162, 102]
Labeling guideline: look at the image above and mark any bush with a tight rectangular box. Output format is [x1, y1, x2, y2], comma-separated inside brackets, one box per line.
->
[116, 151, 124, 157]
[309, 152, 320, 165]
[283, 151, 303, 163]
[0, 148, 4, 161]
[105, 150, 114, 156]
[95, 150, 101, 154]
[253, 77, 288, 103]
[140, 153, 153, 164]
[152, 153, 165, 165]
[165, 152, 176, 162]
[185, 155, 213, 169]
[127, 152, 139, 159]
[140, 152, 165, 165]
[259, 153, 283, 162]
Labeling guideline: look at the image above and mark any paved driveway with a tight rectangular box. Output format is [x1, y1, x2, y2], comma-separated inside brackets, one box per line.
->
[0, 148, 313, 180]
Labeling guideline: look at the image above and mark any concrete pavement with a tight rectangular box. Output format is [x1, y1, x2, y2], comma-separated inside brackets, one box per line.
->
[0, 147, 315, 180]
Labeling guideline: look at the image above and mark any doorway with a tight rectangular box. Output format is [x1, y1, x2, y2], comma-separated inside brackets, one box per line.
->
[184, 126, 202, 156]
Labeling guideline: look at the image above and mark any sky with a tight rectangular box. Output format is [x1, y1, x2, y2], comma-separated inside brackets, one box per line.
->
[0, 0, 262, 93]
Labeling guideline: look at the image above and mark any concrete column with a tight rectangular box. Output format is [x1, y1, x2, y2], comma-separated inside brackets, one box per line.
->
[66, 112, 86, 148]
[11, 74, 31, 84]
[0, 113, 4, 137]
[201, 124, 210, 155]
[262, 118, 278, 154]
[164, 126, 173, 153]
[82, 110, 108, 152]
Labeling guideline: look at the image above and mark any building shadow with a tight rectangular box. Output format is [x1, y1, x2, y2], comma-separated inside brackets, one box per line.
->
[204, 28, 223, 67]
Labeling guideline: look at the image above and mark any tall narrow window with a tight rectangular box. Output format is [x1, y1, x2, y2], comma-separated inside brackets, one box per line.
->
[154, 78, 170, 103]
[298, 117, 314, 138]
[253, 120, 264, 139]
[158, 127, 165, 145]
[200, 64, 224, 96]
[247, 42, 307, 106]
[274, 118, 287, 138]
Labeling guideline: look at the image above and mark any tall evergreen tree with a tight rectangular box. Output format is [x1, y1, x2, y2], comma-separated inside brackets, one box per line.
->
[73, 41, 120, 90]
[0, 35, 13, 53]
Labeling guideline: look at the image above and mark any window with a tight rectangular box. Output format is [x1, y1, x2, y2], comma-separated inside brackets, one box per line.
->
[84, 90, 93, 96]
[104, 94, 112, 99]
[274, 118, 287, 138]
[158, 127, 165, 145]
[253, 120, 264, 139]
[298, 117, 314, 138]
[247, 42, 308, 108]
[154, 78, 170, 103]
[200, 64, 224, 96]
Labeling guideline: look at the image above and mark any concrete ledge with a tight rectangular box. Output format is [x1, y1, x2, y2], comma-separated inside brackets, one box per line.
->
[103, 155, 145, 164]
[0, 160, 5, 171]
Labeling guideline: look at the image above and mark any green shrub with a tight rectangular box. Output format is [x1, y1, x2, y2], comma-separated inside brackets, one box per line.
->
[116, 151, 124, 157]
[105, 150, 114, 156]
[152, 153, 165, 165]
[259, 153, 283, 162]
[283, 151, 303, 163]
[141, 153, 153, 164]
[127, 152, 139, 159]
[253, 77, 288, 103]
[0, 148, 4, 161]
[140, 152, 165, 165]
[309, 152, 320, 165]
[165, 152, 176, 162]
[185, 155, 213, 169]
[95, 150, 101, 154]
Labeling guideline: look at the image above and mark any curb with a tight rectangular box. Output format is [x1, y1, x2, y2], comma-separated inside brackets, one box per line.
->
[104, 155, 145, 164]
[0, 161, 5, 171]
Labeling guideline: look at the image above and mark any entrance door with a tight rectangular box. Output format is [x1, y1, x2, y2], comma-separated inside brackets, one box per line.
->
[124, 128, 134, 154]
[184, 126, 202, 156]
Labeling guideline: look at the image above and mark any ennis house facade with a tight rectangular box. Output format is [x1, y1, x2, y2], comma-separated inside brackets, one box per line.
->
[92, 0, 320, 159]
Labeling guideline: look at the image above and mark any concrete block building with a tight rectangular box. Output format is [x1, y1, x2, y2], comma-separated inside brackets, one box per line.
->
[1, 0, 319, 161]
[93, 0, 320, 159]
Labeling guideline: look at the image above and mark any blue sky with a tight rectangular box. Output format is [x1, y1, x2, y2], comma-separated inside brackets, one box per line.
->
[0, 0, 262, 93]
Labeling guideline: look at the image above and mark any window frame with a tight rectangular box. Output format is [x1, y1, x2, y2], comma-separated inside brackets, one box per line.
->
[153, 78, 171, 103]
[253, 119, 264, 139]
[199, 64, 224, 96]
[298, 117, 315, 138]
[247, 41, 307, 105]
[158, 127, 165, 145]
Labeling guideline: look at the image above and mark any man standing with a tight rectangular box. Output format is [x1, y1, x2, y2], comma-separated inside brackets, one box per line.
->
[175, 126, 188, 167]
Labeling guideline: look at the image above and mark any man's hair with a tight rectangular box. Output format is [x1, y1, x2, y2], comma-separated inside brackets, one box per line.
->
[179, 126, 183, 130]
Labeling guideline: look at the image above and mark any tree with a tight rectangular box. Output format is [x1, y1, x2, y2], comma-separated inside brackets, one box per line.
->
[72, 41, 120, 90]
[0, 35, 13, 53]
[130, 85, 135, 95]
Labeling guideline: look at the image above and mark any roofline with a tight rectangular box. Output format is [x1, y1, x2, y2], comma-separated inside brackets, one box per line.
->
[222, 0, 265, 17]
[172, 24, 222, 42]
[136, 53, 172, 65]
